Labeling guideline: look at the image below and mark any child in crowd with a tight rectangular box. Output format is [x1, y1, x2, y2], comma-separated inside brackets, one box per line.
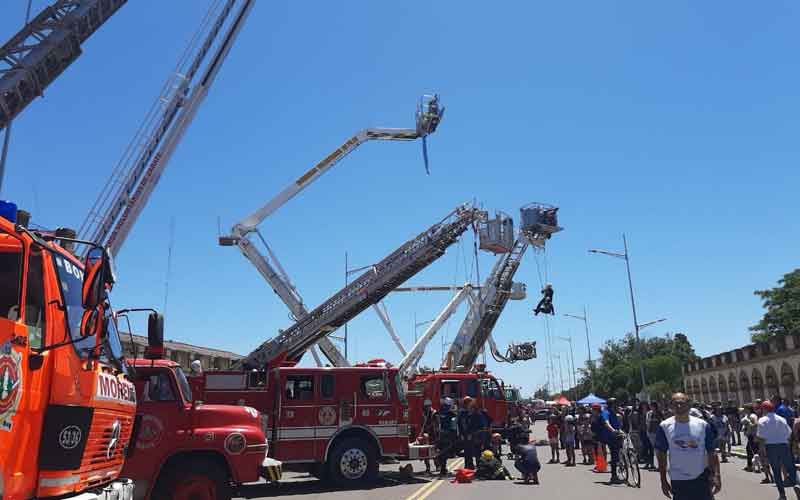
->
[547, 416, 560, 464]
[579, 413, 595, 465]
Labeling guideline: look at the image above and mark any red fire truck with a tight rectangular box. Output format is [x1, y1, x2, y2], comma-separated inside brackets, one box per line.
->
[195, 360, 427, 486]
[122, 351, 281, 500]
[406, 367, 510, 438]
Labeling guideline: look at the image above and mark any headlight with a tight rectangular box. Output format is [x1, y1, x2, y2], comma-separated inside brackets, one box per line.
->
[225, 433, 247, 455]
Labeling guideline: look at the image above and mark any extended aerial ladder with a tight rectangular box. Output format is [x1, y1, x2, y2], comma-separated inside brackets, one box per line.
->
[397, 283, 475, 378]
[235, 203, 483, 370]
[76, 0, 254, 257]
[219, 95, 444, 366]
[0, 0, 127, 130]
[444, 204, 562, 370]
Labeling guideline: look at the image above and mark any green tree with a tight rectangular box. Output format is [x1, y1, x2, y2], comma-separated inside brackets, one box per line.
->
[750, 269, 800, 343]
[571, 332, 698, 402]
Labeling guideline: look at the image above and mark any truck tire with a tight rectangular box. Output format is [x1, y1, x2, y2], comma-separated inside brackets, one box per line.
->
[153, 457, 231, 500]
[327, 437, 379, 486]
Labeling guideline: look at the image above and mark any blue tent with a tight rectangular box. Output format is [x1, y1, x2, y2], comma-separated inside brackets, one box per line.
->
[577, 393, 606, 405]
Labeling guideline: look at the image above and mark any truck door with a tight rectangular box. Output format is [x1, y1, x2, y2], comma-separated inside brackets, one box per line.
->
[315, 373, 338, 457]
[278, 373, 317, 461]
[480, 377, 506, 428]
[132, 369, 186, 458]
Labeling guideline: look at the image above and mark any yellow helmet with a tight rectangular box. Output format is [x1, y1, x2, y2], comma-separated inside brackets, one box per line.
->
[481, 450, 494, 460]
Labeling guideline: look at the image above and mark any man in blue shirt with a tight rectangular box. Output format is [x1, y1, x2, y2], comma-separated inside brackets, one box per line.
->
[655, 393, 721, 500]
[599, 397, 624, 484]
[773, 394, 796, 422]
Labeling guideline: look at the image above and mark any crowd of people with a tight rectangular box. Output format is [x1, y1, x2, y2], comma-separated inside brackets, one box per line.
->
[535, 392, 800, 499]
[417, 391, 800, 498]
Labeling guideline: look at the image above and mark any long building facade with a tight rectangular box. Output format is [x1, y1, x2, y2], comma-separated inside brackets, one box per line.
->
[121, 333, 243, 371]
[683, 334, 800, 405]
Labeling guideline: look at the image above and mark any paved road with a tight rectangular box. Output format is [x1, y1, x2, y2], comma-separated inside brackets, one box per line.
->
[235, 423, 785, 500]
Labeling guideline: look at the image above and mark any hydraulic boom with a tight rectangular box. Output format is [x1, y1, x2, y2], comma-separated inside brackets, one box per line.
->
[0, 0, 127, 129]
[220, 95, 444, 366]
[237, 203, 483, 369]
[77, 0, 254, 256]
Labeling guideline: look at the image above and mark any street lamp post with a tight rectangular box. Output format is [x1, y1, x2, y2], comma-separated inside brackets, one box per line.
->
[589, 234, 648, 397]
[553, 354, 564, 395]
[565, 306, 594, 393]
[556, 335, 577, 402]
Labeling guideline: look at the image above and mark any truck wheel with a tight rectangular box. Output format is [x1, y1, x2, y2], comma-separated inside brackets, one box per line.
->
[327, 437, 378, 486]
[154, 458, 231, 500]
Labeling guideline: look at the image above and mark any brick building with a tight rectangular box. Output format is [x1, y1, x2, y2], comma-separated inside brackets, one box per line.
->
[683, 334, 800, 405]
[122, 334, 243, 371]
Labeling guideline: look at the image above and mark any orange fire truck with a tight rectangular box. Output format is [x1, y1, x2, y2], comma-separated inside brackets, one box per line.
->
[0, 202, 136, 499]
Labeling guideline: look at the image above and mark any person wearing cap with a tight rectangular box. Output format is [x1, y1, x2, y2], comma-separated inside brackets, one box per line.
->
[758, 400, 800, 499]
[420, 399, 438, 474]
[655, 393, 721, 500]
[459, 396, 485, 469]
[598, 398, 624, 484]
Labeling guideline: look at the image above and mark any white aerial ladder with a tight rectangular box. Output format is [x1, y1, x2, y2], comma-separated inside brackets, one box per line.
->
[76, 0, 255, 257]
[233, 203, 484, 370]
[219, 95, 445, 366]
[444, 204, 562, 370]
[396, 283, 475, 378]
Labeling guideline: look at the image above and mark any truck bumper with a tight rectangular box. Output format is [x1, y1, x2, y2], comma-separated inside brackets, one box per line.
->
[260, 457, 283, 482]
[67, 479, 134, 500]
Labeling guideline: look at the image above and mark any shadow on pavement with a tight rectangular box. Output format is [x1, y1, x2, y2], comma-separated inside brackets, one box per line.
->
[236, 472, 431, 498]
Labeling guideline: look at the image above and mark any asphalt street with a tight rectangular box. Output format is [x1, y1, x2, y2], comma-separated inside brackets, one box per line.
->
[235, 423, 785, 500]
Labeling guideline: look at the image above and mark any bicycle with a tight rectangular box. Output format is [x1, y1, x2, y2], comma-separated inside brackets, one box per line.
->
[618, 431, 641, 488]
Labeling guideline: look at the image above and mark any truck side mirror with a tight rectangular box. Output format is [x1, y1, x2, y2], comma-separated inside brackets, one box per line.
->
[81, 247, 116, 309]
[80, 307, 102, 338]
[148, 312, 164, 349]
[81, 248, 104, 309]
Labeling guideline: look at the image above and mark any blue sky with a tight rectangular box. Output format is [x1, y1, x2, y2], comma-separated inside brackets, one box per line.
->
[3, 1, 798, 397]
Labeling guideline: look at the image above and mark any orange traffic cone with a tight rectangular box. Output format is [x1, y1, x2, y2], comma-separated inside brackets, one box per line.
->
[593, 451, 607, 473]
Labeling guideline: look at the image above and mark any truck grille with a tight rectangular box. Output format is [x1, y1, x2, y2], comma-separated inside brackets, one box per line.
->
[80, 409, 133, 484]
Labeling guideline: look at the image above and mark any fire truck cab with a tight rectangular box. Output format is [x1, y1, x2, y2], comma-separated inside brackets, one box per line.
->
[195, 361, 431, 486]
[0, 204, 136, 500]
[407, 369, 509, 438]
[123, 357, 281, 500]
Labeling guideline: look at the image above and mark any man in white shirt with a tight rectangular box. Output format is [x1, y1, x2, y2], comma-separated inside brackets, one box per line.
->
[758, 401, 800, 500]
[655, 393, 721, 500]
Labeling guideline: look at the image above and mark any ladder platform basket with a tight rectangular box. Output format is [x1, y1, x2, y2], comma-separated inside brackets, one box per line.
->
[520, 202, 562, 246]
[478, 211, 515, 254]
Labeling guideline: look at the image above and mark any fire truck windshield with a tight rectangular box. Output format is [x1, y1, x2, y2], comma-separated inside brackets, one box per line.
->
[51, 251, 125, 370]
[52, 253, 94, 356]
[173, 366, 193, 402]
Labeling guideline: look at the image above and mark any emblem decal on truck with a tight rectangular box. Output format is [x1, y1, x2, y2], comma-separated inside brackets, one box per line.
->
[318, 406, 337, 426]
[0, 341, 22, 432]
[58, 425, 83, 450]
[136, 414, 164, 450]
[95, 372, 136, 405]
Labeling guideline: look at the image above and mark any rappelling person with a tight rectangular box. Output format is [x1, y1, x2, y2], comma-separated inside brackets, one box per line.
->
[533, 283, 555, 316]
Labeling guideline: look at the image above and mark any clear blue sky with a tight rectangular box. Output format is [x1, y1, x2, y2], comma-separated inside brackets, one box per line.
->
[3, 1, 799, 397]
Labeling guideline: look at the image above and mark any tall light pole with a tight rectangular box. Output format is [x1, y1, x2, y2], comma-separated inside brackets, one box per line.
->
[565, 306, 594, 393]
[553, 354, 564, 395]
[556, 335, 577, 402]
[589, 234, 647, 397]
